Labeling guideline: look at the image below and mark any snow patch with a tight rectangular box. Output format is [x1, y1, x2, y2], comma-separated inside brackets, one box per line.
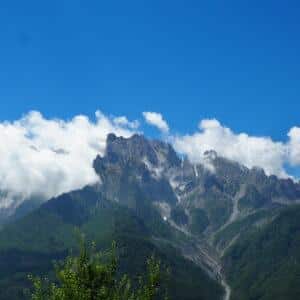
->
[194, 165, 199, 178]
[142, 157, 163, 179]
[153, 201, 171, 220]
[169, 178, 180, 189]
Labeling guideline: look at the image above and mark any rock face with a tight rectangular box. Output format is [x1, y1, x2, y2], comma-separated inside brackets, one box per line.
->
[93, 134, 300, 235]
[93, 134, 179, 209]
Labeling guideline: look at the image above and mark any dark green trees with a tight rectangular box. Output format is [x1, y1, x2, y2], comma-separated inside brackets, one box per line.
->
[29, 239, 168, 300]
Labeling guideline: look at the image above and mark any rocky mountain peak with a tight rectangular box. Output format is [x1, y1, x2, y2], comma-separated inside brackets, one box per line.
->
[204, 150, 218, 160]
[92, 134, 300, 221]
[102, 133, 181, 169]
[104, 133, 158, 165]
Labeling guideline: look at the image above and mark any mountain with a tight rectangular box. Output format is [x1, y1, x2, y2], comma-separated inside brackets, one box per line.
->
[0, 133, 300, 300]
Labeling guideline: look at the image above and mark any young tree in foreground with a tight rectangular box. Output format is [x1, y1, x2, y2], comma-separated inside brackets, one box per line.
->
[29, 238, 168, 300]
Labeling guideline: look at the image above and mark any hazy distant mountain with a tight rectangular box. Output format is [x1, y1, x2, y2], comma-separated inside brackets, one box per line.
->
[0, 133, 299, 300]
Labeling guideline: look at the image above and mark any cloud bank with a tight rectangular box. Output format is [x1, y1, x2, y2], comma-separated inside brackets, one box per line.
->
[173, 118, 300, 178]
[288, 127, 300, 166]
[143, 112, 169, 133]
[0, 111, 137, 209]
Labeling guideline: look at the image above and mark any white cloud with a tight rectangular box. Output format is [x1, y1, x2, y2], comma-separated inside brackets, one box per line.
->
[0, 111, 137, 209]
[143, 112, 169, 133]
[288, 126, 300, 166]
[113, 116, 140, 129]
[173, 118, 291, 178]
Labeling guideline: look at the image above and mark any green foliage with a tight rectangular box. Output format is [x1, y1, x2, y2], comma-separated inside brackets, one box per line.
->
[223, 205, 300, 300]
[29, 238, 168, 300]
[203, 190, 233, 230]
[189, 208, 209, 235]
[213, 209, 277, 252]
[170, 207, 188, 226]
[238, 185, 268, 213]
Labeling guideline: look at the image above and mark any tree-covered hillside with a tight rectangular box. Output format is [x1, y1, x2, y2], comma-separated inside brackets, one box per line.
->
[223, 205, 300, 300]
[0, 186, 223, 300]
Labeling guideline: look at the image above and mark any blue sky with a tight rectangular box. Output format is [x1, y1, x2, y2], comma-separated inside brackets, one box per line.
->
[0, 0, 300, 142]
